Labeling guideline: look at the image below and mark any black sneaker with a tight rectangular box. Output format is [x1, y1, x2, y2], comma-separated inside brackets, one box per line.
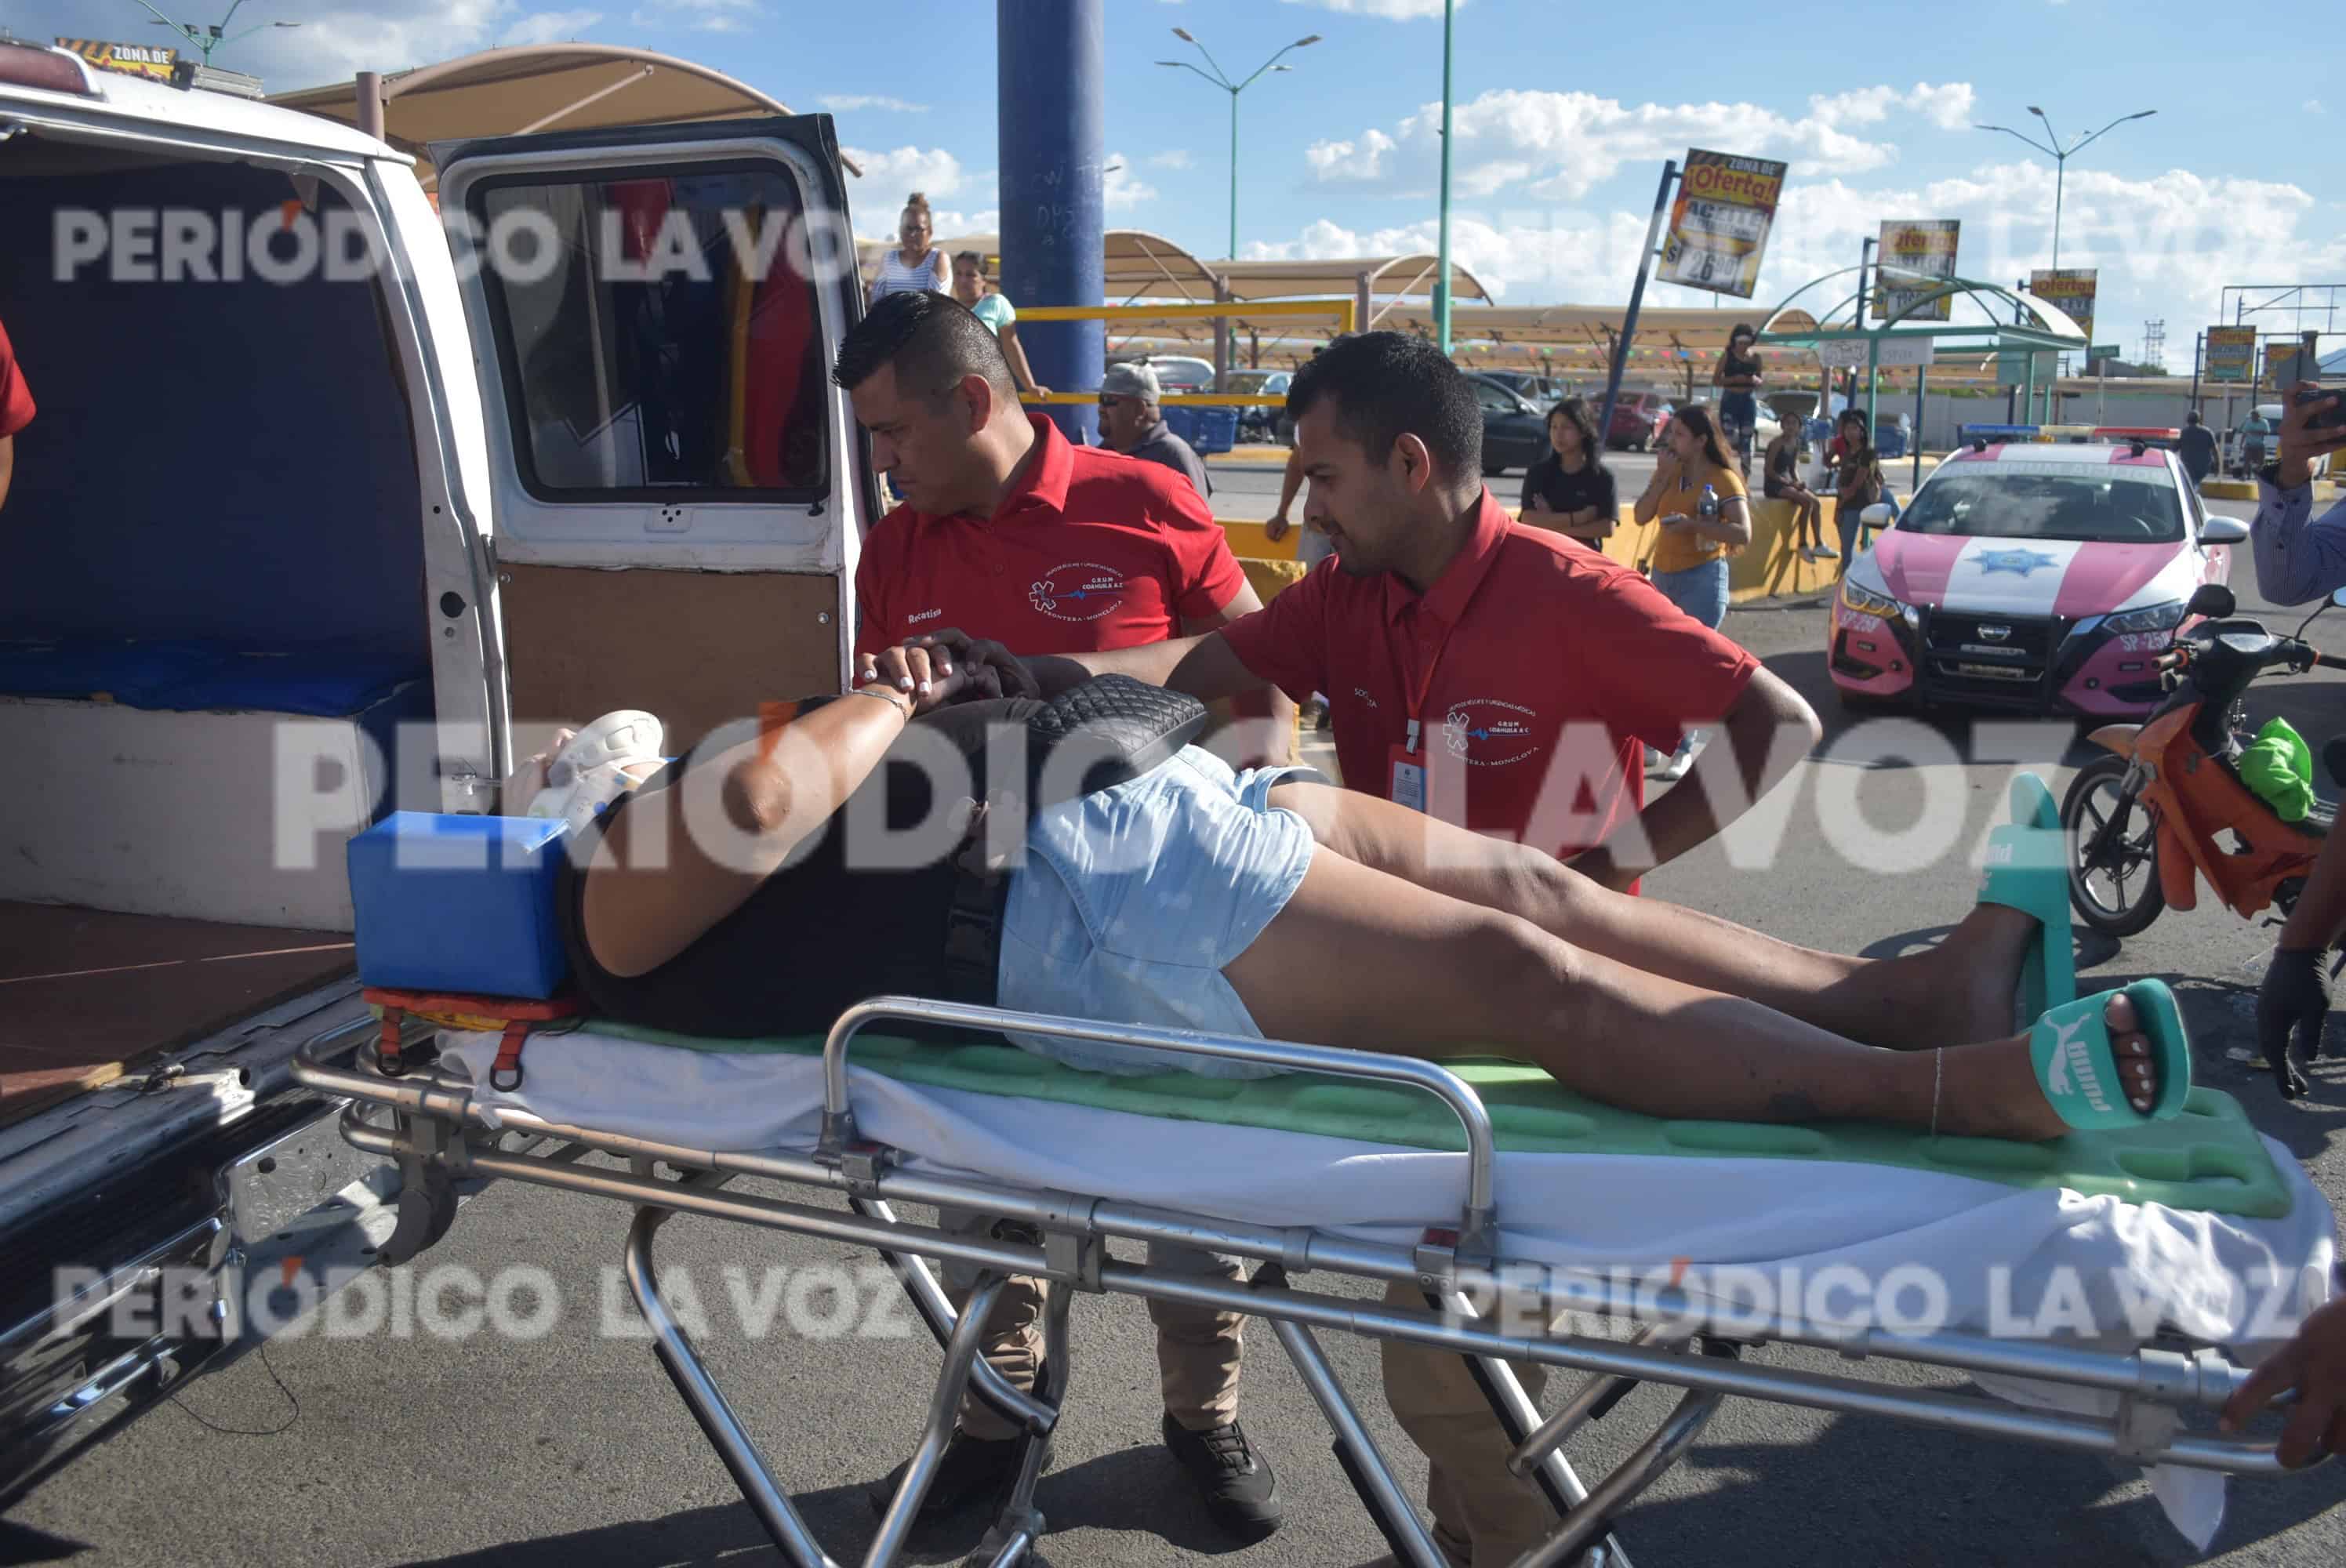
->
[869, 1428, 1040, 1524]
[1161, 1412, 1283, 1541]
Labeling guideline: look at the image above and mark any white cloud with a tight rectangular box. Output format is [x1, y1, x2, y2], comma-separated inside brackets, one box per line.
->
[841, 145, 968, 200]
[1105, 151, 1158, 211]
[820, 95, 930, 114]
[498, 9, 599, 45]
[629, 0, 757, 32]
[2307, 99, 2327, 115]
[1304, 82, 1978, 202]
[1148, 151, 1195, 170]
[1253, 161, 2346, 380]
[1281, 0, 1462, 16]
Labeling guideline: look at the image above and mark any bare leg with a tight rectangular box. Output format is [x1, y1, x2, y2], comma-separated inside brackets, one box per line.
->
[1221, 849, 2161, 1139]
[1267, 781, 2032, 1049]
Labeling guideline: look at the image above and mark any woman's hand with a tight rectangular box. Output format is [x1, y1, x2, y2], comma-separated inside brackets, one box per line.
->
[1264, 510, 1291, 543]
[856, 641, 994, 714]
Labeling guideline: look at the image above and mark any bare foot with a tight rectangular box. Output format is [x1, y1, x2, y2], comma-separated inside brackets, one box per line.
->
[1871, 903, 2040, 1049]
[1934, 990, 2161, 1142]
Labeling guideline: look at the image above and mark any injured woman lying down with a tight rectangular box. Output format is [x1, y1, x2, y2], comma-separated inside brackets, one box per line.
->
[536, 655, 2188, 1145]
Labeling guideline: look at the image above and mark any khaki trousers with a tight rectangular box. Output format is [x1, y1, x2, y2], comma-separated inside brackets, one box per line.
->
[939, 1208, 1245, 1441]
[1380, 1279, 1556, 1568]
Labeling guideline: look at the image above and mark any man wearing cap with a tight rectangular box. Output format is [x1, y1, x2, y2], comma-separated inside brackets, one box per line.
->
[896, 332, 1818, 1566]
[835, 290, 1289, 1540]
[1099, 361, 1213, 502]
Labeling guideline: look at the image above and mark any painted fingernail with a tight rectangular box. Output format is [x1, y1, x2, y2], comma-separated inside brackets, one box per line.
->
[2133, 1097, 2150, 1111]
[899, 676, 915, 690]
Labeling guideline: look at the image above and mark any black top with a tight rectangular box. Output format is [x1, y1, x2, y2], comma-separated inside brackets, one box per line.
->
[558, 695, 1044, 1038]
[1520, 453, 1618, 522]
[1766, 437, 1801, 488]
[1720, 347, 1762, 383]
[2178, 424, 2218, 470]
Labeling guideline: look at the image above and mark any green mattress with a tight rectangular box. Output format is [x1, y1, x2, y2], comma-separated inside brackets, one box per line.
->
[576, 1021, 2292, 1220]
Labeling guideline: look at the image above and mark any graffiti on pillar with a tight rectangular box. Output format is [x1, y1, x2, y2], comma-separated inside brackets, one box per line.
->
[1018, 160, 1100, 249]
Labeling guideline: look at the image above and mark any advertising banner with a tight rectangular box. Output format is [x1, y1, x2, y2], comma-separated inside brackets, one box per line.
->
[2028, 269, 2097, 341]
[1872, 220, 1959, 321]
[1658, 150, 1789, 299]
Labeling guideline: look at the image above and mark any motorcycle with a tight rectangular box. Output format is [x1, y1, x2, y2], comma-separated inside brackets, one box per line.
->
[2063, 582, 2346, 945]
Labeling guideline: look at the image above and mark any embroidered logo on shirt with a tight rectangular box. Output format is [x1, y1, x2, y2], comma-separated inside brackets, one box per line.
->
[1442, 698, 1541, 767]
[1030, 562, 1130, 621]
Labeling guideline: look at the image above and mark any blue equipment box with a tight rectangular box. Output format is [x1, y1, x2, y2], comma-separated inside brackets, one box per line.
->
[1163, 405, 1239, 456]
[347, 812, 572, 999]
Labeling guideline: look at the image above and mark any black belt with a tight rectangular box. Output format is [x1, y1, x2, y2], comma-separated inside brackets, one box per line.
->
[941, 849, 1010, 1007]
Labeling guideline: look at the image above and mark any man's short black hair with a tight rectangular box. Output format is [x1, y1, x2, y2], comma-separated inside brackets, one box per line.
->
[833, 289, 1017, 405]
[2187, 409, 2203, 426]
[1285, 332, 1481, 481]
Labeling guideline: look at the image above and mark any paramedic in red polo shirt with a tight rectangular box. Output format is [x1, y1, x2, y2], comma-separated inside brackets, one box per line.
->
[833, 289, 1288, 1541]
[0, 311, 33, 514]
[904, 331, 1819, 1566]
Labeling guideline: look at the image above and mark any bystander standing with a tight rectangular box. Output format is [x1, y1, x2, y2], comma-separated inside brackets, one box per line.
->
[1520, 397, 1617, 547]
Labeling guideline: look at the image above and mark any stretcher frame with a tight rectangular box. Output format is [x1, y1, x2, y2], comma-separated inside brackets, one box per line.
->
[294, 995, 2322, 1568]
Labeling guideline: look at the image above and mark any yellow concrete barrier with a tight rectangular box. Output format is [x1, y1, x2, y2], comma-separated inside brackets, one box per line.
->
[1222, 495, 1863, 608]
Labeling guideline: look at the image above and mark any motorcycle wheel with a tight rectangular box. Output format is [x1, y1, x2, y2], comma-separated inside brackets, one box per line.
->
[2061, 753, 2166, 937]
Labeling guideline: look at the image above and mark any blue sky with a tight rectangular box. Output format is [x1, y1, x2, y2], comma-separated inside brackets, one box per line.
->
[28, 0, 2346, 365]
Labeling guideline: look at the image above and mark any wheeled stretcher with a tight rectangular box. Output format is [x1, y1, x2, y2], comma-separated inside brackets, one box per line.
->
[292, 988, 2340, 1568]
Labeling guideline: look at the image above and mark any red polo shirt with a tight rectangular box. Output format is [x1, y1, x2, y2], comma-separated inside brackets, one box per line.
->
[1218, 491, 1758, 860]
[855, 415, 1247, 659]
[0, 315, 32, 440]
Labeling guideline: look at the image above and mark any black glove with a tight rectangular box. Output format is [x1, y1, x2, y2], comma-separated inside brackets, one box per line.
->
[2257, 946, 2332, 1100]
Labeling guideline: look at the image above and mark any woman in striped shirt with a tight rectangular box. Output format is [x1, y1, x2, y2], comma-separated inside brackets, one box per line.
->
[869, 191, 950, 303]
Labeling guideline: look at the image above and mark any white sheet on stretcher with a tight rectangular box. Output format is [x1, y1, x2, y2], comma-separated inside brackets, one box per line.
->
[442, 1028, 2337, 1548]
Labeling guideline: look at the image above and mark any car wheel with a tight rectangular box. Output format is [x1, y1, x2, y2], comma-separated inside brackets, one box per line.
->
[2061, 753, 2165, 938]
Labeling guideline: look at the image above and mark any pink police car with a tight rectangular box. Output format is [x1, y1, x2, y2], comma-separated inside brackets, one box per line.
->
[1826, 441, 2250, 716]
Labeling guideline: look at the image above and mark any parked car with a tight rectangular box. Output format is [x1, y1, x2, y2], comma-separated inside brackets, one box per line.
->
[1607, 391, 1672, 452]
[1827, 441, 2248, 717]
[1111, 354, 1216, 394]
[1476, 370, 1562, 405]
[1222, 368, 1294, 444]
[1466, 373, 1552, 474]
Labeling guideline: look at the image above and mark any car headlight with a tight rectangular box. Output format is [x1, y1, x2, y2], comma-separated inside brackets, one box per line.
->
[1841, 581, 1913, 622]
[2102, 601, 2185, 635]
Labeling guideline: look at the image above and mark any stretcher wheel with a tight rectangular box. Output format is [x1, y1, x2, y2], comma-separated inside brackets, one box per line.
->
[376, 1160, 459, 1266]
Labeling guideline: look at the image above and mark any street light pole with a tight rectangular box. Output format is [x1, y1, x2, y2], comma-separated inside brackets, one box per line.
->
[1436, 0, 1455, 353]
[1972, 106, 2157, 274]
[1160, 28, 1322, 262]
[133, 0, 300, 65]
[1160, 29, 1320, 385]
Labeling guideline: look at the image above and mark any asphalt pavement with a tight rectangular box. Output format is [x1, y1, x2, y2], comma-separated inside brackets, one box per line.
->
[8, 494, 2345, 1568]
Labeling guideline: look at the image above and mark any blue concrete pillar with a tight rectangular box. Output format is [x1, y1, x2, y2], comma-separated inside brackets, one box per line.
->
[998, 0, 1105, 445]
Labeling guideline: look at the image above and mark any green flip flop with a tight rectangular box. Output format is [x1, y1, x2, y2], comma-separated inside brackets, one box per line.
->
[2028, 979, 2192, 1131]
[1978, 772, 2075, 1023]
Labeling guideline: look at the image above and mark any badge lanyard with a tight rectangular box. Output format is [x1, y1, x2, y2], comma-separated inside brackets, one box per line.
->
[1389, 608, 1465, 815]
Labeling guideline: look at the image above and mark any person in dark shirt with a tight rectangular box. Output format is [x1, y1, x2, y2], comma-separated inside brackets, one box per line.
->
[1099, 361, 1211, 500]
[1710, 323, 1764, 475]
[1519, 396, 1617, 546]
[1763, 419, 1831, 561]
[2178, 409, 2218, 488]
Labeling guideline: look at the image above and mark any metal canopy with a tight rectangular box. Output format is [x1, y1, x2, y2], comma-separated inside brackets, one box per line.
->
[1204, 256, 1491, 314]
[269, 45, 858, 178]
[859, 229, 1224, 304]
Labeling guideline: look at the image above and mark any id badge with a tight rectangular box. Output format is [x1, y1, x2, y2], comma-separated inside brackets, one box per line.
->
[1389, 745, 1427, 813]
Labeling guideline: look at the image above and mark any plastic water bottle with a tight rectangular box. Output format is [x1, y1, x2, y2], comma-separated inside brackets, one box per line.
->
[1699, 483, 1720, 522]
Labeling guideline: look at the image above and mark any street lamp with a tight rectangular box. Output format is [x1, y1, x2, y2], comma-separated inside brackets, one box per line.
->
[1157, 28, 1321, 263]
[1973, 105, 2156, 273]
[137, 0, 299, 67]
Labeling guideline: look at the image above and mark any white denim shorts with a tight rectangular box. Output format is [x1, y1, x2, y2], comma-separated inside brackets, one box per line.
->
[996, 746, 1320, 1078]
